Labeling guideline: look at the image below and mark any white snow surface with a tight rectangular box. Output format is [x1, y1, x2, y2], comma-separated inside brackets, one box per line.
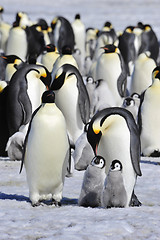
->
[0, 0, 160, 239]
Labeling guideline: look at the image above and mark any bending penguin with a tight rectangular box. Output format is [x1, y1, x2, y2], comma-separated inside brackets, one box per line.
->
[138, 66, 160, 157]
[78, 155, 106, 208]
[20, 90, 71, 206]
[102, 159, 127, 208]
[50, 63, 90, 145]
[87, 107, 142, 207]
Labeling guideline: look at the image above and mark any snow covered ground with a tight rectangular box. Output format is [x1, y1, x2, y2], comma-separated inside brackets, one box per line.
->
[0, 0, 160, 239]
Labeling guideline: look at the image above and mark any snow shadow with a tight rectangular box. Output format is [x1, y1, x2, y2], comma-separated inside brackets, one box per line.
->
[0, 192, 30, 202]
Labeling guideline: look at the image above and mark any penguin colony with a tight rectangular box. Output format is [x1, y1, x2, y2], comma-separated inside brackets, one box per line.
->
[0, 6, 159, 207]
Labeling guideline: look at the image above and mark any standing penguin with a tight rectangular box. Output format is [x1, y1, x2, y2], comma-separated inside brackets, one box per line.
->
[78, 155, 106, 208]
[87, 107, 142, 207]
[41, 44, 59, 72]
[20, 90, 70, 206]
[50, 63, 90, 145]
[0, 6, 11, 52]
[95, 44, 127, 106]
[6, 16, 28, 61]
[138, 24, 159, 62]
[6, 64, 51, 137]
[0, 81, 9, 156]
[1, 55, 23, 82]
[130, 51, 156, 95]
[72, 14, 86, 73]
[118, 26, 137, 76]
[102, 159, 127, 208]
[51, 16, 75, 54]
[138, 66, 160, 157]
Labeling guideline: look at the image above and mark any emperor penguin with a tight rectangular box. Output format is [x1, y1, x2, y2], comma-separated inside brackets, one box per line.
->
[1, 55, 23, 82]
[95, 44, 127, 106]
[41, 44, 59, 72]
[50, 63, 90, 146]
[6, 16, 28, 61]
[0, 6, 11, 52]
[51, 45, 79, 77]
[122, 93, 140, 123]
[78, 155, 106, 208]
[138, 66, 160, 157]
[72, 14, 86, 73]
[102, 159, 127, 208]
[6, 64, 51, 137]
[87, 107, 142, 207]
[138, 24, 159, 62]
[130, 51, 156, 95]
[36, 18, 51, 46]
[0, 80, 9, 156]
[51, 16, 75, 54]
[118, 26, 137, 76]
[20, 90, 70, 206]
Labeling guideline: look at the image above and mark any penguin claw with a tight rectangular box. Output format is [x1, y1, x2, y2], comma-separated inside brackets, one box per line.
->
[31, 201, 41, 207]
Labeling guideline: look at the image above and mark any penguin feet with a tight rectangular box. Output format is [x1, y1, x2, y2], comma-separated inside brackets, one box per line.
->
[31, 201, 41, 207]
[52, 199, 61, 207]
[129, 191, 142, 207]
[150, 150, 160, 158]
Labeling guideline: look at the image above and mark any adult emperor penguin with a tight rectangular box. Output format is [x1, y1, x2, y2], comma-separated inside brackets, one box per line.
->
[138, 66, 160, 157]
[41, 44, 59, 72]
[1, 55, 23, 82]
[87, 107, 142, 207]
[6, 64, 51, 137]
[51, 45, 78, 77]
[51, 16, 75, 54]
[130, 51, 156, 95]
[0, 6, 11, 52]
[102, 159, 127, 208]
[0, 80, 9, 156]
[95, 44, 127, 106]
[118, 26, 137, 76]
[20, 90, 70, 206]
[50, 63, 90, 146]
[78, 155, 106, 208]
[138, 24, 159, 62]
[72, 14, 86, 73]
[6, 17, 28, 61]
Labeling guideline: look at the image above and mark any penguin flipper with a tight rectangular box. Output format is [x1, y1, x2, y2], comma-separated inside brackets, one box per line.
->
[117, 54, 127, 97]
[77, 78, 90, 124]
[18, 91, 32, 125]
[126, 110, 142, 176]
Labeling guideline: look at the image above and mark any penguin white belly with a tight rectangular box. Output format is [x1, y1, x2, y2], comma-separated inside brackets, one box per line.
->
[54, 75, 84, 144]
[130, 57, 156, 95]
[96, 54, 122, 106]
[140, 85, 160, 156]
[97, 115, 136, 207]
[41, 52, 59, 72]
[6, 28, 27, 61]
[27, 73, 45, 113]
[24, 105, 69, 204]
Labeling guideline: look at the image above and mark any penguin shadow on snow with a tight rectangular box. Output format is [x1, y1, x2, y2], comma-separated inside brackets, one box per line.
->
[0, 192, 30, 203]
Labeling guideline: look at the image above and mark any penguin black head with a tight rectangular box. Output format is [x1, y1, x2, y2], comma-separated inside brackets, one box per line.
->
[103, 21, 112, 28]
[44, 44, 56, 53]
[0, 6, 4, 13]
[91, 156, 106, 169]
[39, 66, 51, 88]
[125, 26, 135, 33]
[123, 97, 135, 107]
[102, 44, 119, 54]
[1, 55, 22, 64]
[61, 45, 72, 55]
[110, 160, 122, 171]
[37, 18, 48, 31]
[152, 66, 160, 80]
[42, 90, 55, 104]
[75, 13, 80, 20]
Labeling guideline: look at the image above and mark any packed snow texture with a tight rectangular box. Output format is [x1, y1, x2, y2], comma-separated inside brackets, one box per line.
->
[0, 0, 160, 239]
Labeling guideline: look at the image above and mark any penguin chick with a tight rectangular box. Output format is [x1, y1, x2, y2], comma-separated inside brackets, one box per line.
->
[78, 156, 106, 208]
[21, 90, 70, 206]
[5, 131, 25, 161]
[102, 159, 127, 208]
